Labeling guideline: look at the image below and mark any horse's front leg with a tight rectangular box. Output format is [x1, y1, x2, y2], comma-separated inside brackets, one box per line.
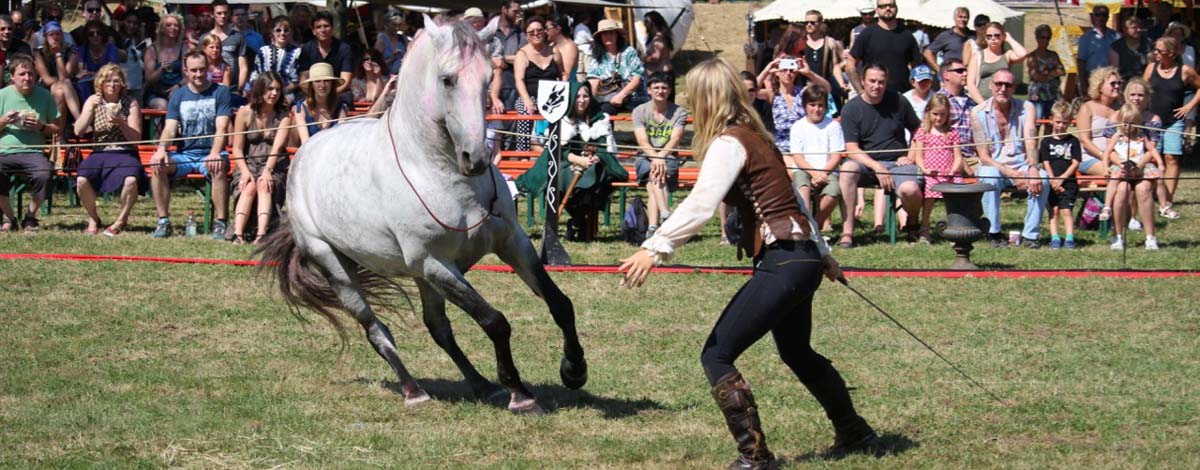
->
[416, 279, 507, 402]
[496, 230, 587, 389]
[423, 260, 544, 415]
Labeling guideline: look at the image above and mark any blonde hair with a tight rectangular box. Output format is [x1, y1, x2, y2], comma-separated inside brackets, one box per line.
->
[93, 63, 127, 96]
[1123, 77, 1152, 111]
[1117, 103, 1142, 138]
[157, 13, 183, 45]
[200, 34, 223, 57]
[1050, 100, 1073, 120]
[1087, 66, 1119, 101]
[684, 58, 773, 163]
[1157, 36, 1179, 58]
[921, 93, 951, 133]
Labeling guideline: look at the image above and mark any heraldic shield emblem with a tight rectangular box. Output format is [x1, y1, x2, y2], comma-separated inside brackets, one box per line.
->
[538, 80, 570, 123]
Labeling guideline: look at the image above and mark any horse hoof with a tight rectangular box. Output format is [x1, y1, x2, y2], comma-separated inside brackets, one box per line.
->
[560, 356, 588, 390]
[404, 391, 432, 407]
[509, 399, 547, 416]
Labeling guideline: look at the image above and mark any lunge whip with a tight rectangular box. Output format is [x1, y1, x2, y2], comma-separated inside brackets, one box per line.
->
[837, 278, 1007, 404]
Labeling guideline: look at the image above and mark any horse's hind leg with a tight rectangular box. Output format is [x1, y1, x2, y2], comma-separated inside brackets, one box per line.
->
[423, 260, 543, 414]
[496, 232, 587, 390]
[416, 279, 507, 401]
[314, 246, 430, 406]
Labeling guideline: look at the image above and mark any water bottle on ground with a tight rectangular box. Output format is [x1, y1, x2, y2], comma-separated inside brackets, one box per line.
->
[185, 211, 197, 238]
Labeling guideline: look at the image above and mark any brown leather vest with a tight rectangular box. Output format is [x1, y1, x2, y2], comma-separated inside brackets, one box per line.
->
[720, 126, 810, 259]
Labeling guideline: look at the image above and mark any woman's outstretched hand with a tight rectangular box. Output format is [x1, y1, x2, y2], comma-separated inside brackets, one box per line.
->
[618, 249, 656, 288]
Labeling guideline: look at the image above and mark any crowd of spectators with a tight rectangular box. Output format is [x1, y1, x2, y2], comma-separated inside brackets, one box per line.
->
[0, 0, 1194, 253]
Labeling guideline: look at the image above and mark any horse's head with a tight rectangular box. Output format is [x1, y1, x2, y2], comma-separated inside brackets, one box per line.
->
[405, 15, 492, 177]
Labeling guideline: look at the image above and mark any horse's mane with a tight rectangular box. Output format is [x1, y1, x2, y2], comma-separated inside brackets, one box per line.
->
[424, 15, 488, 62]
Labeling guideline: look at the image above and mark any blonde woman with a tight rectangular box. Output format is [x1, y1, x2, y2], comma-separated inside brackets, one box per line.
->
[73, 64, 144, 236]
[966, 22, 1027, 103]
[144, 13, 187, 109]
[619, 58, 877, 467]
[1076, 65, 1122, 179]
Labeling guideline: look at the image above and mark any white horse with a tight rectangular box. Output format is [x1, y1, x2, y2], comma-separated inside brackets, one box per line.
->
[258, 17, 586, 414]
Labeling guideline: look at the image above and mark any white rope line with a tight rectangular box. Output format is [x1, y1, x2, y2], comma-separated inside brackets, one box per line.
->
[0, 110, 385, 150]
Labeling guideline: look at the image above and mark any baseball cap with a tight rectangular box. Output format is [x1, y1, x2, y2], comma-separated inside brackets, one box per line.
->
[910, 65, 933, 82]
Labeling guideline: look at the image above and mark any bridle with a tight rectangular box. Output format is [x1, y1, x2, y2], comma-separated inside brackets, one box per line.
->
[385, 110, 499, 232]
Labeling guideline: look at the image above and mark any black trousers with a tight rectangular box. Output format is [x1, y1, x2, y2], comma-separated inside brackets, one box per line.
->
[0, 152, 53, 201]
[700, 239, 836, 386]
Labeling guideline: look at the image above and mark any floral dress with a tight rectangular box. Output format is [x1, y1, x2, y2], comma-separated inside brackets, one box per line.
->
[914, 128, 963, 199]
[771, 86, 805, 152]
[1028, 50, 1064, 104]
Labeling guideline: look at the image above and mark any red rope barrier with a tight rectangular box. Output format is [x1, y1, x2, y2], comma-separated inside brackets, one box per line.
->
[1, 253, 1195, 279]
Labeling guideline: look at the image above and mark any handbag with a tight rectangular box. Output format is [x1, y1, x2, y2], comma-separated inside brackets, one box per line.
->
[593, 73, 625, 103]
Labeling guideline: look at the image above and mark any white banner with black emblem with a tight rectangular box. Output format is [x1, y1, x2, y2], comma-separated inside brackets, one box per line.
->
[538, 80, 569, 212]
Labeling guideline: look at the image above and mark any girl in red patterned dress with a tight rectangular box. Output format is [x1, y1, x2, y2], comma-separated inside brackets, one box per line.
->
[909, 94, 963, 243]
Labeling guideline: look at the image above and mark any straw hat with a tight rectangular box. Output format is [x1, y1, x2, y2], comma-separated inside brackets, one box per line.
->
[593, 19, 623, 39]
[303, 63, 345, 86]
[463, 8, 484, 20]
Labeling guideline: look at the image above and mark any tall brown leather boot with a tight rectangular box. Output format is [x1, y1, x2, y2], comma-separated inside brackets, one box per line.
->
[711, 372, 778, 470]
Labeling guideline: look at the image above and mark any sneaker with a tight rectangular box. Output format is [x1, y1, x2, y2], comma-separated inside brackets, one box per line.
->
[1064, 239, 1077, 249]
[660, 209, 671, 221]
[988, 234, 1008, 248]
[152, 220, 173, 238]
[646, 224, 657, 239]
[1021, 238, 1040, 249]
[1145, 236, 1160, 250]
[211, 220, 228, 241]
[1128, 218, 1143, 231]
[1049, 238, 1062, 250]
[1110, 235, 1124, 250]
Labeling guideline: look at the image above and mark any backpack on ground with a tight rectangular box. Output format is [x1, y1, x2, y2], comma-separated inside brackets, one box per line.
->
[621, 196, 649, 245]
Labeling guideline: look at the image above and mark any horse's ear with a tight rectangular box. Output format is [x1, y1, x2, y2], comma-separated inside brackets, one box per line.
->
[423, 13, 448, 45]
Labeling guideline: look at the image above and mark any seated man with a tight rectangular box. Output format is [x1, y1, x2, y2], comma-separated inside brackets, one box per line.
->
[837, 63, 923, 248]
[632, 72, 687, 234]
[148, 50, 234, 239]
[970, 68, 1049, 248]
[0, 54, 62, 232]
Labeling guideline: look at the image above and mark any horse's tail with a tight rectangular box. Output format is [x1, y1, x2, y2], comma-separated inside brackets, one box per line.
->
[254, 222, 418, 348]
[255, 223, 352, 346]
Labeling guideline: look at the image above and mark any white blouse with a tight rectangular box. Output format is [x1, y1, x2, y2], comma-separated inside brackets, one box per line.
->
[640, 136, 832, 264]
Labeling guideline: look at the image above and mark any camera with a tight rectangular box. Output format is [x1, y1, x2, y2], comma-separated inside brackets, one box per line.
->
[779, 58, 799, 71]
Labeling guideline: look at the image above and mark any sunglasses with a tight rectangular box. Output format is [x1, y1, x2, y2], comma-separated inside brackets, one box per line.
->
[274, 28, 290, 33]
[526, 28, 546, 35]
[986, 33, 1003, 39]
[877, 3, 897, 10]
[86, 8, 100, 14]
[946, 67, 967, 74]
[804, 20, 821, 25]
[992, 82, 1015, 89]
[1155, 48, 1173, 54]
[1109, 80, 1123, 87]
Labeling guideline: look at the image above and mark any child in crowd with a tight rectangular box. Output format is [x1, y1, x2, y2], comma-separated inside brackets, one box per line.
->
[787, 85, 843, 231]
[1038, 101, 1082, 249]
[909, 94, 962, 244]
[1104, 104, 1163, 250]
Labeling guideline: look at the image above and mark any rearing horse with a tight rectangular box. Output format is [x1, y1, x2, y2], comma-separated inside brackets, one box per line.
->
[258, 17, 586, 414]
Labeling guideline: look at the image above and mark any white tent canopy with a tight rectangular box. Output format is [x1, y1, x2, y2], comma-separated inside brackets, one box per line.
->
[752, 0, 1022, 28]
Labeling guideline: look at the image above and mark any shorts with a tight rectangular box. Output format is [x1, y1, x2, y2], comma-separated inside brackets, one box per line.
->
[852, 160, 924, 192]
[792, 169, 842, 198]
[635, 155, 680, 191]
[169, 150, 228, 179]
[1047, 180, 1078, 210]
[1157, 120, 1185, 155]
[1109, 163, 1161, 180]
[1079, 156, 1101, 173]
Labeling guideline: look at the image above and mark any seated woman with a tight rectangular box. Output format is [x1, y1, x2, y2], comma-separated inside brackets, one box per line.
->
[517, 82, 628, 242]
[71, 20, 126, 103]
[34, 21, 81, 120]
[293, 63, 348, 145]
[73, 64, 145, 236]
[231, 72, 292, 244]
[586, 19, 645, 115]
[351, 49, 388, 107]
[143, 13, 186, 110]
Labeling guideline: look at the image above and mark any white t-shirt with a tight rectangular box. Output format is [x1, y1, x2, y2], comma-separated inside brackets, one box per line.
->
[573, 24, 593, 57]
[788, 116, 844, 169]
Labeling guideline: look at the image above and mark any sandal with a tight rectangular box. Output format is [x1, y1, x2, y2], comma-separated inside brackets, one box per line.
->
[0, 216, 15, 233]
[1159, 205, 1181, 220]
[837, 235, 854, 249]
[253, 232, 267, 245]
[231, 234, 245, 245]
[84, 217, 102, 235]
[1099, 205, 1112, 222]
[21, 215, 39, 233]
[102, 223, 122, 237]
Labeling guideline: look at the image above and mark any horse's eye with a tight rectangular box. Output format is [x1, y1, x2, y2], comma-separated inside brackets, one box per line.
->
[442, 76, 456, 88]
